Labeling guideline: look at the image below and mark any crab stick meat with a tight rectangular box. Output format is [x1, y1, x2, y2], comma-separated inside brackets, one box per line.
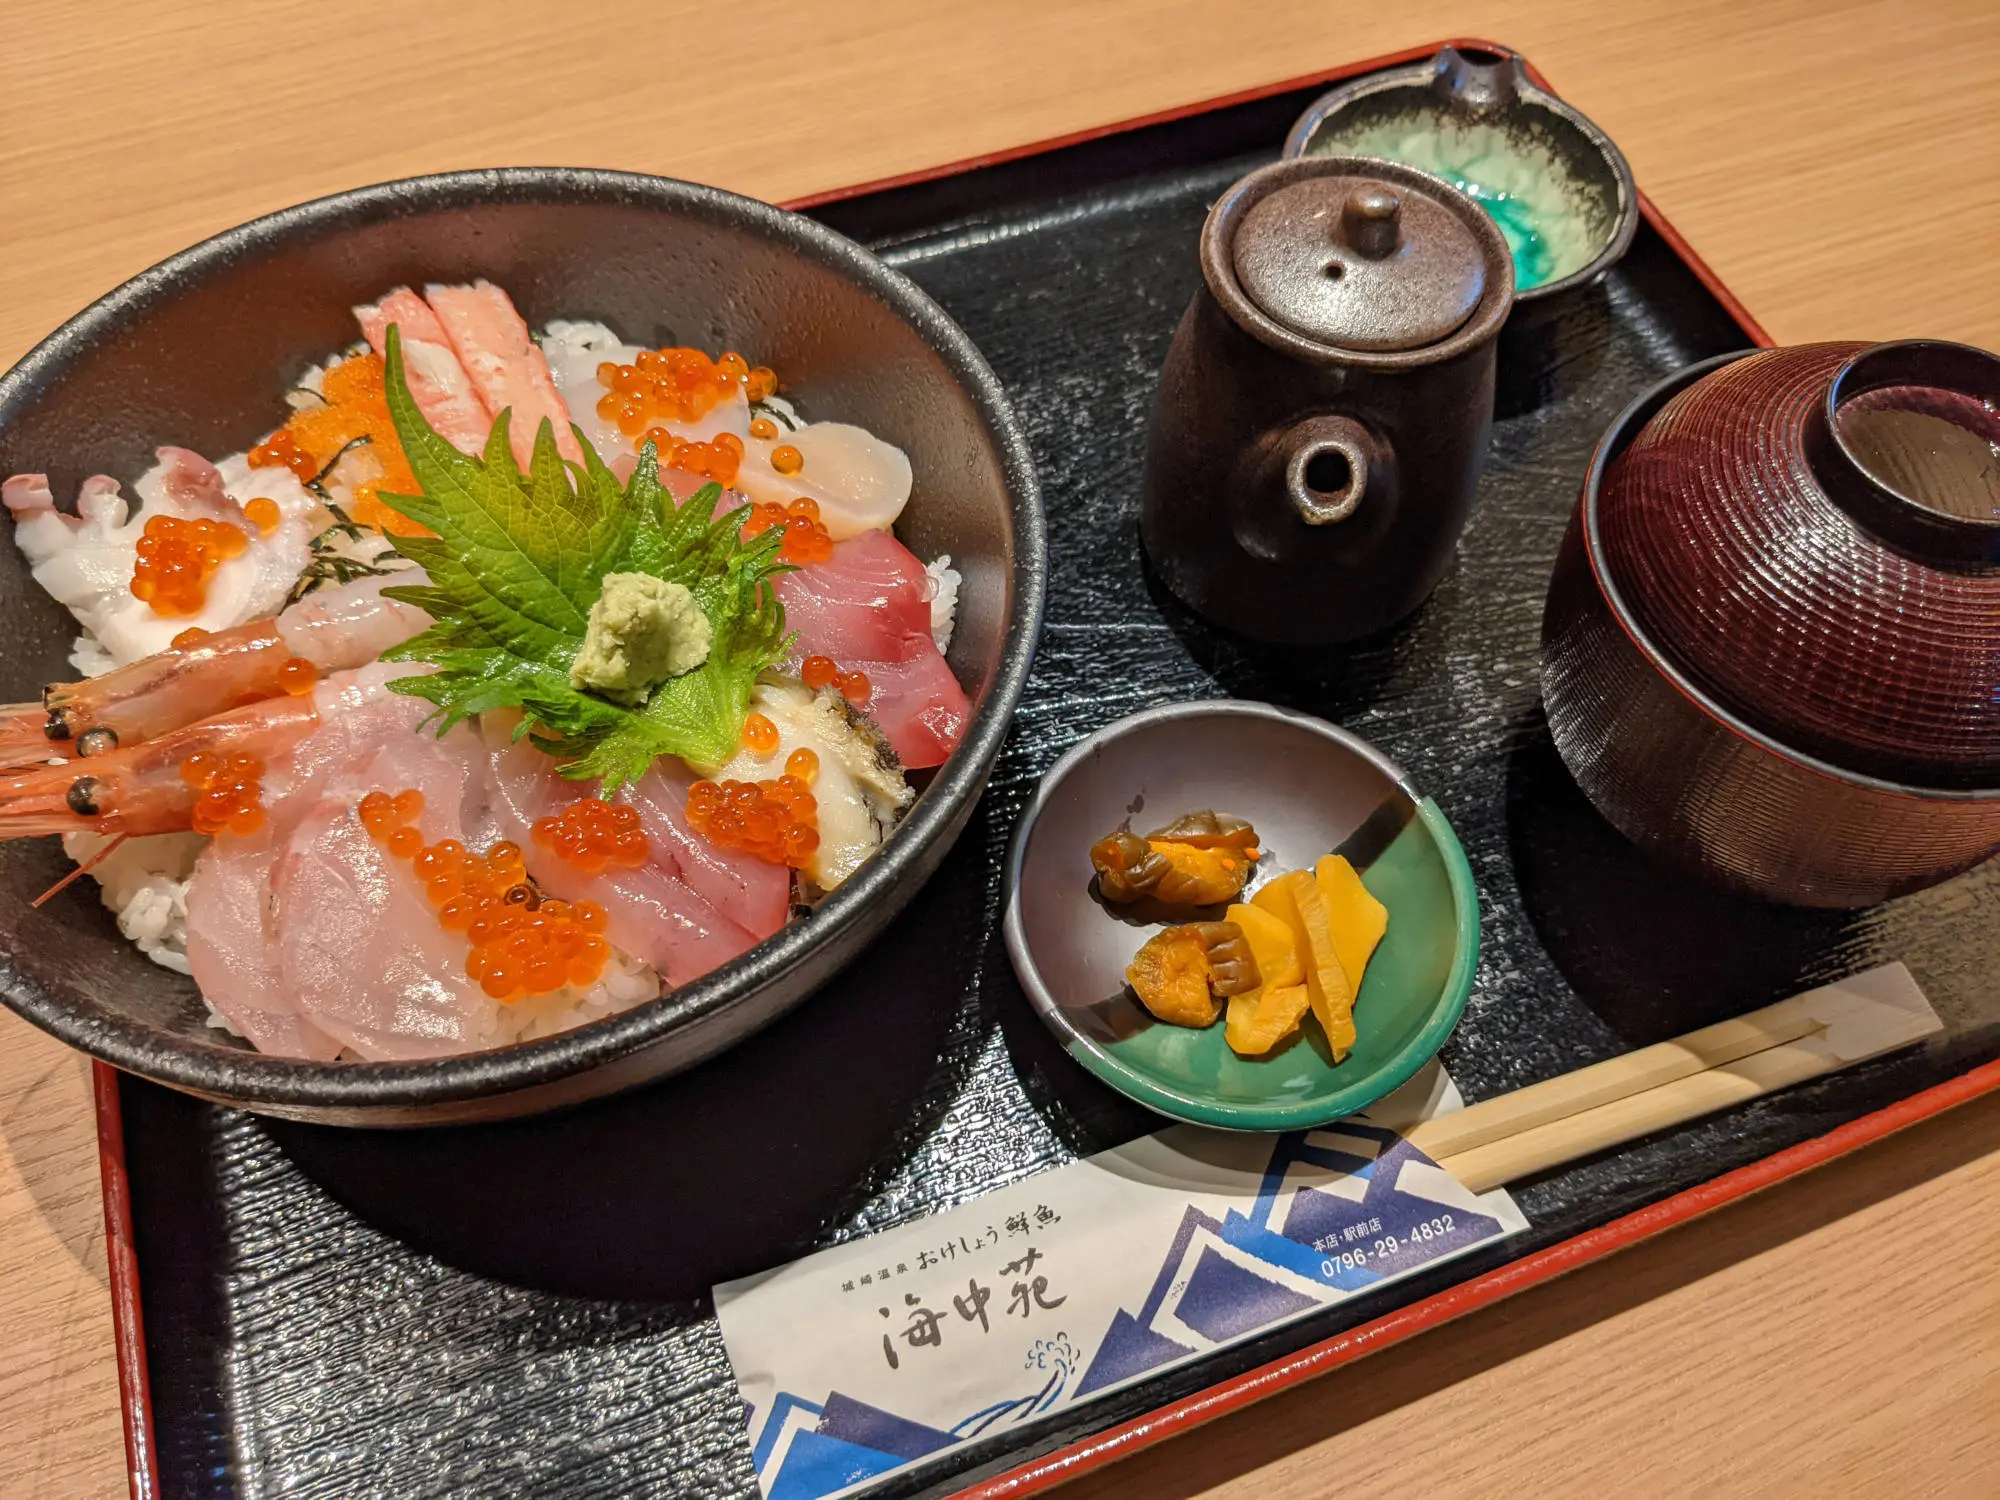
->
[422, 280, 582, 468]
[353, 288, 491, 455]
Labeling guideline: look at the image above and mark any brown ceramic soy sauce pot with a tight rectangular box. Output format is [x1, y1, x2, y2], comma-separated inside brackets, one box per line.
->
[1141, 157, 1514, 644]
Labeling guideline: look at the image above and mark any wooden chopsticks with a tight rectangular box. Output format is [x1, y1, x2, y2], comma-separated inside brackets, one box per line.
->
[1406, 963, 1941, 1194]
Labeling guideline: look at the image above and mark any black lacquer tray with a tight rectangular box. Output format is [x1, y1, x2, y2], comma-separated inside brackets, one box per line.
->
[96, 41, 2000, 1500]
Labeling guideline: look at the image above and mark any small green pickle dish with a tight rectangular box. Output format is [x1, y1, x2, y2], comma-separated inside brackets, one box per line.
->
[1004, 701, 1480, 1131]
[1286, 44, 1637, 300]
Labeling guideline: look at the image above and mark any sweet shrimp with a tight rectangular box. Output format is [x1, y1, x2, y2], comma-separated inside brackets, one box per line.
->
[0, 691, 326, 840]
[0, 571, 427, 770]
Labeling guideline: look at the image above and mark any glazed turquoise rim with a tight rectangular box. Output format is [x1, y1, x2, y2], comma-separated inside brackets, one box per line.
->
[1002, 704, 1482, 1131]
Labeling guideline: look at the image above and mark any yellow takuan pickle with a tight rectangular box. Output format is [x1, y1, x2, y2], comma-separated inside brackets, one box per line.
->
[1222, 902, 1311, 1056]
[1253, 869, 1356, 1060]
[1314, 854, 1388, 991]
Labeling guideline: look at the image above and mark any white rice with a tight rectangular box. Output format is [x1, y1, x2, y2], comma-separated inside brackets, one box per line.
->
[925, 554, 961, 652]
[63, 831, 204, 976]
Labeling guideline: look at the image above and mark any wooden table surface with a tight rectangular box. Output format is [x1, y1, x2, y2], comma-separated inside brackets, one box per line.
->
[3, 2, 1997, 1495]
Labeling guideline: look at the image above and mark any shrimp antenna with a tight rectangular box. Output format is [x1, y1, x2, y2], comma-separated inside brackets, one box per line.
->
[31, 833, 130, 909]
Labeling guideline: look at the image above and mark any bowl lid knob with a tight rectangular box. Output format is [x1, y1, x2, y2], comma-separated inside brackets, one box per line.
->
[1230, 175, 1486, 351]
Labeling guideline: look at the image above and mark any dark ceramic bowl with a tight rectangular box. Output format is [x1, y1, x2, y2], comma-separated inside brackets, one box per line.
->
[1542, 352, 2000, 908]
[0, 169, 1044, 1125]
[1003, 701, 1479, 1130]
[1284, 45, 1636, 303]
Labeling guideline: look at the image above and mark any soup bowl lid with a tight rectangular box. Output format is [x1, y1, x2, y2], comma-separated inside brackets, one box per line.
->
[1596, 339, 2000, 787]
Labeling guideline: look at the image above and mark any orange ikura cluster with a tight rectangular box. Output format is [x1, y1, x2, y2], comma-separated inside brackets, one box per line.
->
[638, 428, 743, 486]
[181, 751, 266, 836]
[800, 653, 873, 707]
[685, 748, 820, 868]
[130, 515, 250, 616]
[741, 496, 833, 564]
[249, 353, 431, 537]
[248, 428, 318, 484]
[595, 348, 777, 435]
[530, 798, 650, 875]
[359, 788, 615, 1001]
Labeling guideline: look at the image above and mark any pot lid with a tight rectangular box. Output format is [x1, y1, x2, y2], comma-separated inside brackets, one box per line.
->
[1230, 175, 1486, 351]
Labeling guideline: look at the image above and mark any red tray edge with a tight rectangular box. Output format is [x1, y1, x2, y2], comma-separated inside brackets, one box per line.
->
[89, 38, 1839, 1500]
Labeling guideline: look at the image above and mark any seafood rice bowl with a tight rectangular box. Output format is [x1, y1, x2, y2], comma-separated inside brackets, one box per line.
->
[0, 172, 1040, 1116]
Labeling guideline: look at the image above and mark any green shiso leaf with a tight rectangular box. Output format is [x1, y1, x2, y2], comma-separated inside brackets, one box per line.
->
[373, 324, 794, 792]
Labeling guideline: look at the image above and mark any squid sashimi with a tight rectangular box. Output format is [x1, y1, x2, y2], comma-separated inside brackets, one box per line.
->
[483, 728, 762, 987]
[775, 530, 970, 768]
[354, 288, 490, 454]
[423, 280, 581, 467]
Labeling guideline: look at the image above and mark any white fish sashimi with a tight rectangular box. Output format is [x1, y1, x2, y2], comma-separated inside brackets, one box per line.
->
[184, 665, 429, 1059]
[482, 728, 765, 987]
[273, 707, 493, 1060]
[539, 320, 644, 456]
[539, 319, 752, 461]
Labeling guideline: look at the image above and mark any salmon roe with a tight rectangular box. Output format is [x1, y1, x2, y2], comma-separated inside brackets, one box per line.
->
[770, 444, 804, 477]
[130, 515, 250, 616]
[748, 417, 779, 441]
[595, 348, 777, 436]
[181, 751, 266, 837]
[686, 774, 819, 868]
[170, 626, 210, 650]
[241, 496, 282, 535]
[530, 797, 649, 875]
[638, 428, 744, 486]
[276, 656, 318, 695]
[741, 496, 834, 564]
[362, 789, 617, 1001]
[799, 653, 873, 707]
[249, 353, 432, 537]
[247, 428, 318, 484]
[741, 712, 779, 756]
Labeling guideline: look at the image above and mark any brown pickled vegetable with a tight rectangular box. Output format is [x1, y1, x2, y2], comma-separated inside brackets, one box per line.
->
[1090, 810, 1261, 907]
[1184, 920, 1262, 996]
[1125, 920, 1263, 1028]
[1145, 810, 1260, 855]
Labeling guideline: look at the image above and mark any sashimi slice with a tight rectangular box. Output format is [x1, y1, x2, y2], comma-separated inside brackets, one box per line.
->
[354, 288, 490, 454]
[735, 419, 912, 539]
[538, 320, 751, 460]
[625, 757, 789, 939]
[853, 650, 971, 770]
[774, 529, 934, 661]
[423, 280, 583, 468]
[274, 715, 494, 1059]
[185, 664, 428, 1058]
[776, 531, 971, 769]
[483, 731, 763, 987]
